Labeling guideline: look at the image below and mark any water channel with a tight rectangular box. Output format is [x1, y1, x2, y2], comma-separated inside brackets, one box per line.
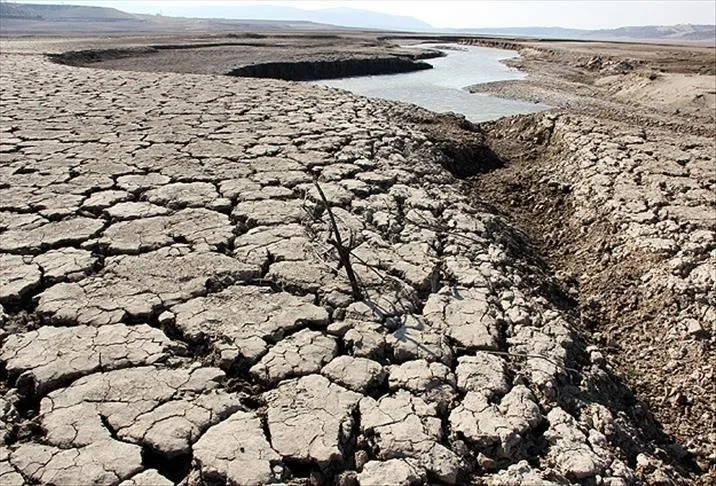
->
[315, 44, 548, 123]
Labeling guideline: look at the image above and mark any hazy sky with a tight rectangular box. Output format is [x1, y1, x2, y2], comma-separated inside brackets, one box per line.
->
[15, 1, 716, 29]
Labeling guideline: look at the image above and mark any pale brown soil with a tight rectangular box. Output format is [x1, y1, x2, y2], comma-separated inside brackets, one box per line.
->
[464, 38, 716, 482]
[467, 38, 716, 137]
[0, 32, 713, 485]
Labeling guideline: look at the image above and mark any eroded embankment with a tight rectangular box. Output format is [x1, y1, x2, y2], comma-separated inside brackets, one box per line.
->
[48, 43, 442, 80]
[471, 111, 716, 480]
[0, 49, 710, 486]
[227, 57, 432, 81]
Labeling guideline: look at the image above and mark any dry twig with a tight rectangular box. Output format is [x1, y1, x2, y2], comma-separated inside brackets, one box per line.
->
[313, 178, 363, 301]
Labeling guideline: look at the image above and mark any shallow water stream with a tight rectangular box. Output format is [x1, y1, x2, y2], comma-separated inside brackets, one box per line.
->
[315, 43, 548, 123]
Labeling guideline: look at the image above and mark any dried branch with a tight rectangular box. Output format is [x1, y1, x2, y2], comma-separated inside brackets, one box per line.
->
[313, 178, 363, 301]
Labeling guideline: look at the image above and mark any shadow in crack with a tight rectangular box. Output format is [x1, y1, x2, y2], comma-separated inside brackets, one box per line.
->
[141, 446, 192, 484]
[435, 142, 504, 179]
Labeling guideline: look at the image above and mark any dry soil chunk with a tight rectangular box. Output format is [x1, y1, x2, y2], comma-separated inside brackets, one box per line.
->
[104, 201, 170, 219]
[37, 246, 258, 325]
[250, 328, 337, 383]
[0, 212, 48, 232]
[320, 163, 361, 181]
[267, 260, 349, 295]
[193, 411, 280, 485]
[352, 242, 436, 290]
[357, 459, 425, 486]
[544, 408, 608, 480]
[455, 353, 510, 399]
[0, 217, 104, 253]
[484, 461, 558, 486]
[423, 287, 500, 350]
[449, 385, 543, 457]
[388, 359, 456, 411]
[98, 208, 234, 254]
[185, 140, 240, 159]
[233, 199, 304, 227]
[116, 172, 170, 192]
[218, 178, 261, 200]
[356, 170, 396, 188]
[144, 182, 230, 211]
[389, 315, 453, 365]
[33, 248, 96, 282]
[38, 366, 239, 457]
[305, 182, 353, 206]
[119, 469, 173, 486]
[264, 374, 362, 466]
[0, 447, 23, 486]
[233, 224, 312, 266]
[322, 355, 385, 393]
[10, 440, 142, 485]
[342, 320, 388, 359]
[81, 190, 130, 211]
[0, 254, 40, 303]
[0, 323, 179, 396]
[360, 391, 441, 456]
[359, 391, 462, 483]
[172, 285, 328, 364]
[237, 185, 294, 201]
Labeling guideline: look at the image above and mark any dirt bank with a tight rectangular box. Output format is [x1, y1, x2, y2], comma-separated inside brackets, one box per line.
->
[454, 38, 715, 480]
[44, 33, 445, 78]
[226, 56, 432, 80]
[467, 112, 715, 480]
[466, 38, 716, 137]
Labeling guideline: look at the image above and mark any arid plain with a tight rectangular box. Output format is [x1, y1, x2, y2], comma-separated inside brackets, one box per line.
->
[0, 30, 714, 485]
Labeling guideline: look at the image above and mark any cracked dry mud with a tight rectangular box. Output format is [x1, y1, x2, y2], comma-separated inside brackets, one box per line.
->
[0, 37, 713, 486]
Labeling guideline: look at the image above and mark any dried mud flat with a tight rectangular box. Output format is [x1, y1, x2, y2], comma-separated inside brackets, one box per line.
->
[0, 34, 714, 486]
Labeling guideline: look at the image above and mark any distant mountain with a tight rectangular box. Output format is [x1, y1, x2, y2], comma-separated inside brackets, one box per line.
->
[2, 2, 713, 43]
[156, 4, 431, 32]
[0, 3, 40, 19]
[304, 7, 432, 31]
[0, 2, 430, 34]
[0, 2, 138, 21]
[594, 24, 716, 42]
[0, 2, 340, 34]
[449, 24, 716, 43]
[0, 2, 430, 32]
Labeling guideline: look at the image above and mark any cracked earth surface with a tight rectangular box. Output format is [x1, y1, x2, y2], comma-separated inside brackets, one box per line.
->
[0, 39, 712, 485]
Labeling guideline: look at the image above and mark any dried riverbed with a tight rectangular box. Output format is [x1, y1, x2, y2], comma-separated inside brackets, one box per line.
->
[0, 34, 713, 485]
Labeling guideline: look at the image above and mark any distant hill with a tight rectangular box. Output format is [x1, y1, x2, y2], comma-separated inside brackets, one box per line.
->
[164, 5, 431, 31]
[0, 3, 40, 19]
[595, 24, 716, 42]
[0, 2, 341, 34]
[0, 2, 138, 21]
[0, 2, 430, 34]
[449, 24, 716, 43]
[1, 2, 714, 44]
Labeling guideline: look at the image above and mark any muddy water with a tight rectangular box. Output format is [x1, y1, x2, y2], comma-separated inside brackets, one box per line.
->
[315, 43, 548, 123]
